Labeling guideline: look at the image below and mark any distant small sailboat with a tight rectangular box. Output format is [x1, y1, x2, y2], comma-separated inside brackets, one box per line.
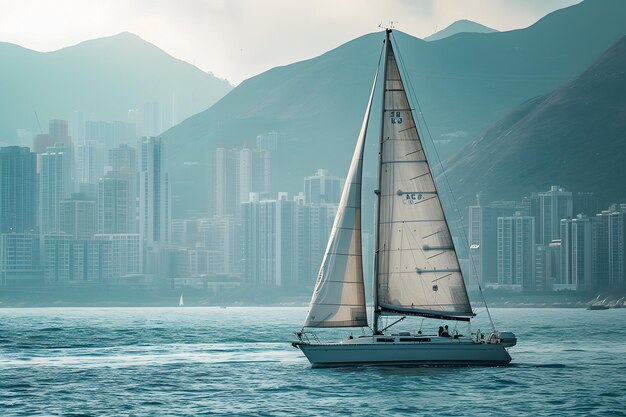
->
[292, 28, 516, 367]
[587, 295, 609, 310]
[179, 293, 184, 307]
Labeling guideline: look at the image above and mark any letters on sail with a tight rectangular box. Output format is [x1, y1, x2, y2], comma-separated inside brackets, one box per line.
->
[303, 66, 380, 328]
[375, 41, 473, 320]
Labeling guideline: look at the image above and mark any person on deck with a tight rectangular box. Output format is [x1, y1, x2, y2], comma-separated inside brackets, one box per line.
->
[442, 325, 450, 337]
[438, 326, 444, 337]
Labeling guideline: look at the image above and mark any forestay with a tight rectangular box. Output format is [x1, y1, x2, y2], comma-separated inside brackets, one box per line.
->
[375, 38, 473, 319]
[303, 65, 380, 328]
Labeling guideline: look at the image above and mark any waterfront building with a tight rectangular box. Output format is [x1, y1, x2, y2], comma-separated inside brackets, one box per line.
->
[0, 147, 38, 233]
[497, 215, 535, 290]
[468, 198, 520, 285]
[538, 186, 573, 244]
[560, 215, 596, 291]
[39, 143, 73, 233]
[43, 234, 111, 283]
[139, 137, 171, 245]
[0, 233, 42, 285]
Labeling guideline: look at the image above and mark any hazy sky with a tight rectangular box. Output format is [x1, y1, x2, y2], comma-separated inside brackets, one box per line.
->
[0, 0, 581, 84]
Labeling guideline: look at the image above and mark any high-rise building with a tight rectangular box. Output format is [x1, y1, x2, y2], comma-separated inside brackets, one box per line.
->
[39, 143, 73, 234]
[0, 147, 38, 233]
[76, 140, 104, 187]
[497, 215, 535, 290]
[214, 148, 240, 217]
[239, 148, 270, 204]
[171, 219, 200, 248]
[538, 186, 573, 244]
[241, 193, 296, 287]
[295, 202, 335, 287]
[595, 206, 626, 290]
[573, 192, 599, 217]
[98, 173, 135, 234]
[86, 120, 137, 150]
[94, 234, 142, 280]
[199, 215, 239, 275]
[139, 137, 171, 245]
[0, 233, 42, 285]
[108, 144, 136, 174]
[214, 147, 271, 217]
[49, 119, 69, 141]
[43, 234, 111, 283]
[59, 193, 97, 239]
[468, 199, 519, 285]
[304, 169, 341, 205]
[560, 215, 595, 291]
[70, 110, 86, 145]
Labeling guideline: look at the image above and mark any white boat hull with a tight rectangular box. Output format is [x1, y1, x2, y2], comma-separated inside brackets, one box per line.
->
[294, 337, 511, 367]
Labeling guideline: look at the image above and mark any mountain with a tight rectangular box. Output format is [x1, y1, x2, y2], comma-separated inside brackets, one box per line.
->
[0, 32, 232, 141]
[162, 0, 626, 215]
[445, 35, 626, 210]
[424, 20, 498, 42]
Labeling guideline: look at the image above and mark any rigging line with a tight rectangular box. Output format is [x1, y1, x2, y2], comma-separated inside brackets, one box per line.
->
[391, 32, 495, 331]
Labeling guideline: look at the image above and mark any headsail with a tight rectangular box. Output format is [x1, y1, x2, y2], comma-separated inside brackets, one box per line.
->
[303, 62, 380, 328]
[375, 33, 473, 320]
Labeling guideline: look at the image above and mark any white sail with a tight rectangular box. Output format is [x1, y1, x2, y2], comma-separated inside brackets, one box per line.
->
[179, 293, 184, 307]
[303, 66, 380, 328]
[375, 38, 473, 319]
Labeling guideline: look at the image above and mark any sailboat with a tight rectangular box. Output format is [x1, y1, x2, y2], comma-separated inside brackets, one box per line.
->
[179, 293, 184, 307]
[292, 29, 517, 367]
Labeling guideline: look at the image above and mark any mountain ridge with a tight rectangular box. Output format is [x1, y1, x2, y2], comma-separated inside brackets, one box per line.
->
[424, 20, 498, 42]
[445, 35, 626, 209]
[0, 32, 232, 141]
[162, 0, 626, 215]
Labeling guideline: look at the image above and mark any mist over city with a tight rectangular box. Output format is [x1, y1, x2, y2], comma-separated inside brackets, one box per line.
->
[1, 1, 625, 416]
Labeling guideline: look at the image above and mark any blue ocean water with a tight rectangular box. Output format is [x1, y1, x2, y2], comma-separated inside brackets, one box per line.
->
[1, 307, 625, 416]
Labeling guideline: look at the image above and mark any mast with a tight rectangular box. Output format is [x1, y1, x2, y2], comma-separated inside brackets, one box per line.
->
[372, 29, 391, 335]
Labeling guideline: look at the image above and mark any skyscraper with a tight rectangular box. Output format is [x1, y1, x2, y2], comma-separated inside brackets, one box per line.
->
[139, 137, 171, 245]
[0, 147, 38, 233]
[76, 140, 104, 187]
[39, 143, 73, 234]
[560, 215, 595, 291]
[214, 148, 240, 217]
[595, 207, 626, 290]
[538, 186, 573, 244]
[241, 193, 296, 287]
[239, 148, 270, 204]
[468, 199, 520, 285]
[98, 173, 134, 234]
[108, 144, 136, 174]
[304, 169, 341, 205]
[497, 215, 535, 290]
[59, 193, 97, 239]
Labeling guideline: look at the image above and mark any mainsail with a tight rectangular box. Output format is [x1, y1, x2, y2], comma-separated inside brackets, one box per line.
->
[303, 64, 380, 328]
[375, 33, 473, 320]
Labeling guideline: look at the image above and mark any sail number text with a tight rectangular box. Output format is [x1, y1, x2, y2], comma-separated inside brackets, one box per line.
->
[390, 111, 403, 124]
[402, 193, 423, 204]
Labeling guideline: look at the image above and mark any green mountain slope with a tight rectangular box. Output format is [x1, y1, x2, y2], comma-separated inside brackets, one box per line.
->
[446, 35, 626, 210]
[162, 0, 626, 215]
